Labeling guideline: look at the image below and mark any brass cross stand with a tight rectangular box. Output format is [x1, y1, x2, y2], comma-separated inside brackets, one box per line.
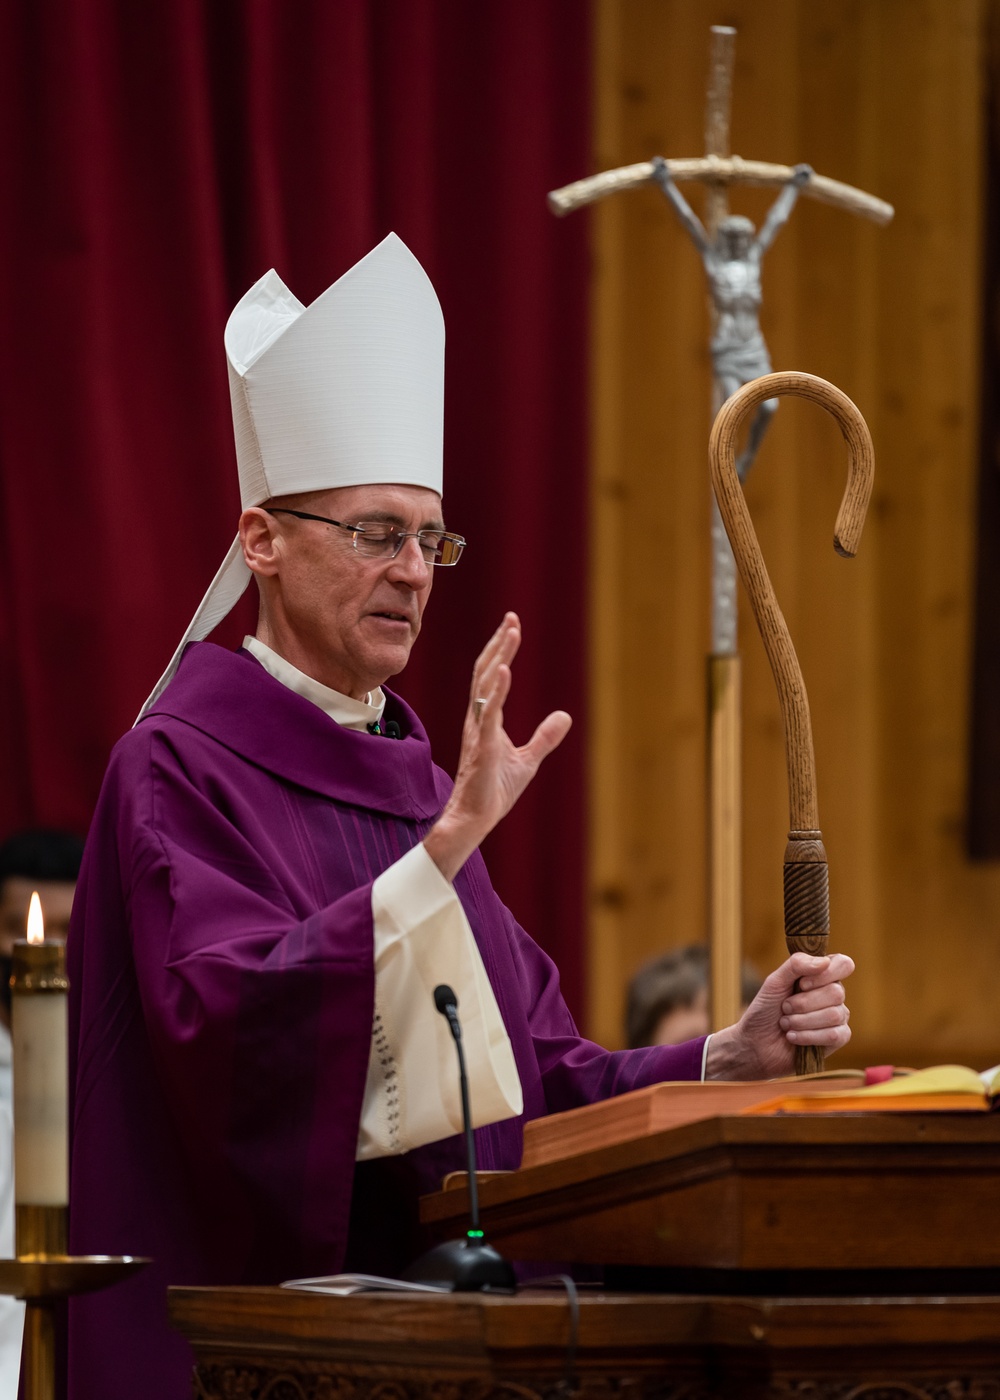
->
[710, 370, 874, 1074]
[548, 26, 891, 1032]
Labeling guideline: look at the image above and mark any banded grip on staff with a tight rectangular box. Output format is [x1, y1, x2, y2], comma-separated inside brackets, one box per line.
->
[783, 834, 830, 1075]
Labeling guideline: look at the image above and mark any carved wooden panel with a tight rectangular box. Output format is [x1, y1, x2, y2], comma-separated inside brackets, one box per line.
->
[191, 1364, 712, 1400]
[192, 1363, 1000, 1400]
[768, 1383, 1000, 1400]
[171, 1287, 1000, 1400]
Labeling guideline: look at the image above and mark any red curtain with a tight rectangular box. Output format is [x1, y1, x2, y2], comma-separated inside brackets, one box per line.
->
[0, 2, 590, 1017]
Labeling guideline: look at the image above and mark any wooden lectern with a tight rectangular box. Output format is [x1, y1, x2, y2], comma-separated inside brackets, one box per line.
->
[421, 1111, 1000, 1282]
[171, 1106, 1000, 1399]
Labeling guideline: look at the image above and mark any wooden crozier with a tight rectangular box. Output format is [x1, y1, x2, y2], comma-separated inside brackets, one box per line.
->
[709, 371, 874, 1074]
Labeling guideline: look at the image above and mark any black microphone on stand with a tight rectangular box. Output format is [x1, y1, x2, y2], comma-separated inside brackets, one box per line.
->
[400, 985, 516, 1292]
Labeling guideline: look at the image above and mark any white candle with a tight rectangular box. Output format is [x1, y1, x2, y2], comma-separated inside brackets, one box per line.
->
[11, 892, 69, 1207]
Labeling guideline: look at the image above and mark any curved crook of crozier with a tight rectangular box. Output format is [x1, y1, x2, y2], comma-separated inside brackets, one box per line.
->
[709, 371, 874, 1075]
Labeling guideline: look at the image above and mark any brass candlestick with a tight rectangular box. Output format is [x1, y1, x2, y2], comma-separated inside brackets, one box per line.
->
[0, 1218, 148, 1400]
[5, 938, 149, 1400]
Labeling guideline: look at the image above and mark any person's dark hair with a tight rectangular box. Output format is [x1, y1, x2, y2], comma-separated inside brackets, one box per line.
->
[624, 944, 762, 1049]
[0, 829, 85, 885]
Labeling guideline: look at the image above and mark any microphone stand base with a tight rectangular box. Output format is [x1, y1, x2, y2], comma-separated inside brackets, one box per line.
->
[401, 1240, 516, 1293]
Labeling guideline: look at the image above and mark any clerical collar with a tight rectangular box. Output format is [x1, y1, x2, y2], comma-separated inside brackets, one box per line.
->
[242, 636, 386, 731]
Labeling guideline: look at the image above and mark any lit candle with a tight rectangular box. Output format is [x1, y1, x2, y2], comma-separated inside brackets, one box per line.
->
[11, 892, 69, 1210]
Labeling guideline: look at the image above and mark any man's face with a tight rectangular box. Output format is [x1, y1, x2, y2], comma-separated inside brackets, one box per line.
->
[254, 483, 443, 699]
[0, 875, 77, 957]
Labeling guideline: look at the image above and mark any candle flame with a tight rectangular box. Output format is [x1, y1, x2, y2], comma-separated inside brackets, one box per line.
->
[27, 891, 44, 944]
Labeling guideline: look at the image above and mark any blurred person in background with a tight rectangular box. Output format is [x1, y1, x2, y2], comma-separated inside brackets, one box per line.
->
[625, 944, 762, 1048]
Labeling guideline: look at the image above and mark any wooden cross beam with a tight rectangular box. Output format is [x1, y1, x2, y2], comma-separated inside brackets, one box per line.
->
[548, 155, 894, 226]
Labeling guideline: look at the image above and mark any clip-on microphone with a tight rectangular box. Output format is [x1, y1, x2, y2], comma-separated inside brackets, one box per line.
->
[400, 985, 516, 1292]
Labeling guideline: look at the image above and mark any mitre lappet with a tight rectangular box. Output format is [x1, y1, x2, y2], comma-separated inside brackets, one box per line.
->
[137, 232, 445, 722]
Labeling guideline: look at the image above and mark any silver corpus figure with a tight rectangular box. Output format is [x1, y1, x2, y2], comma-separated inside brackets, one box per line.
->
[651, 156, 812, 651]
[652, 156, 812, 481]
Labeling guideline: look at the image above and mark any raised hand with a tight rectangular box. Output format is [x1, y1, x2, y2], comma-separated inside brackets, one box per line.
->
[705, 952, 854, 1080]
[423, 613, 572, 881]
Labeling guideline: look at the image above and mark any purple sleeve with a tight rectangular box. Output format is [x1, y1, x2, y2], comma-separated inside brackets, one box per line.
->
[496, 898, 705, 1115]
[82, 729, 377, 1273]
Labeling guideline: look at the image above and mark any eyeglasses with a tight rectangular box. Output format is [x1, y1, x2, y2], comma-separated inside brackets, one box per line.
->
[265, 508, 466, 566]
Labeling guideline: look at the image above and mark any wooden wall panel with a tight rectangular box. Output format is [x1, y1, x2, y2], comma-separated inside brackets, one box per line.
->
[588, 0, 998, 1066]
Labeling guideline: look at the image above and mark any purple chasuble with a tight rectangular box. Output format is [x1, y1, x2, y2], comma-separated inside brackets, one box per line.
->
[66, 643, 705, 1400]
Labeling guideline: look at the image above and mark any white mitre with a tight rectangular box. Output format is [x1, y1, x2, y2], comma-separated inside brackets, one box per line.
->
[136, 232, 445, 723]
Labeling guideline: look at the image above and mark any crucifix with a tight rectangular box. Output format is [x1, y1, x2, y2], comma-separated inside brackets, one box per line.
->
[549, 27, 893, 1034]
